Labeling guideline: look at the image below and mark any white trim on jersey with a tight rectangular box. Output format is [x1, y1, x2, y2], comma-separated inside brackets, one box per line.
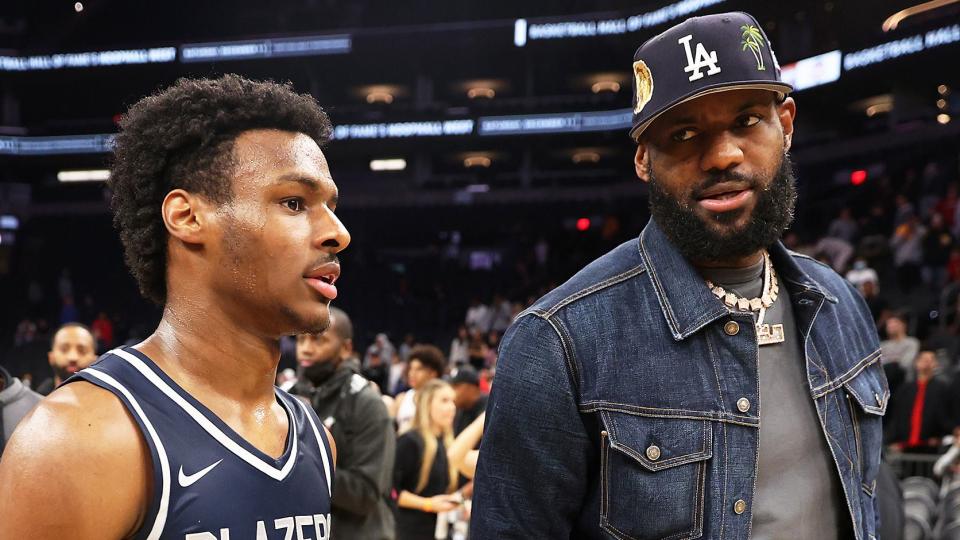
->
[294, 397, 333, 498]
[86, 367, 171, 540]
[109, 348, 298, 482]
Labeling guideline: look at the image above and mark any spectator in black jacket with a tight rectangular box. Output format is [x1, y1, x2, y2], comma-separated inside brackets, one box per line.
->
[885, 349, 955, 452]
[292, 307, 397, 540]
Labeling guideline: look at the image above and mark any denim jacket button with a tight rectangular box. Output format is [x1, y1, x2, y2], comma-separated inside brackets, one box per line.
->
[724, 321, 740, 336]
[645, 445, 661, 461]
[734, 499, 747, 514]
[736, 398, 751, 413]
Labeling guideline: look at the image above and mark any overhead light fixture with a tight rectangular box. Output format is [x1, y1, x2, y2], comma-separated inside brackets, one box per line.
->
[463, 155, 492, 168]
[939, 84, 950, 95]
[58, 169, 110, 182]
[938, 98, 948, 109]
[466, 184, 490, 193]
[467, 87, 496, 99]
[938, 113, 952, 124]
[572, 151, 601, 164]
[882, 0, 959, 32]
[74, 2, 83, 12]
[370, 158, 407, 171]
[366, 91, 394, 104]
[591, 81, 621, 94]
[865, 102, 894, 117]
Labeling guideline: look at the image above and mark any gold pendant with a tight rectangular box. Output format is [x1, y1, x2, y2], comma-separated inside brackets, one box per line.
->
[757, 323, 785, 346]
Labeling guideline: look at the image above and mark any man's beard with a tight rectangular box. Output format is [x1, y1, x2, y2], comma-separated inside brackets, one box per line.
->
[302, 360, 339, 387]
[52, 364, 76, 382]
[647, 153, 798, 263]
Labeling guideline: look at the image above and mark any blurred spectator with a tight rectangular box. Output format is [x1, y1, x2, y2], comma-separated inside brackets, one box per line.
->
[859, 280, 889, 327]
[291, 308, 396, 540]
[35, 323, 97, 395]
[885, 350, 954, 452]
[827, 207, 859, 245]
[936, 183, 959, 231]
[449, 326, 469, 367]
[464, 298, 491, 333]
[814, 237, 853, 273]
[0, 365, 42, 457]
[388, 351, 408, 397]
[534, 237, 549, 268]
[366, 333, 397, 368]
[466, 331, 490, 372]
[488, 294, 513, 334]
[859, 204, 892, 258]
[393, 380, 461, 540]
[13, 319, 36, 348]
[91, 312, 115, 352]
[894, 194, 916, 228]
[948, 247, 960, 283]
[922, 213, 954, 289]
[449, 367, 487, 436]
[399, 334, 415, 363]
[891, 215, 925, 293]
[59, 296, 79, 325]
[363, 351, 390, 395]
[448, 412, 484, 480]
[881, 314, 920, 375]
[57, 269, 73, 301]
[845, 257, 879, 293]
[394, 345, 446, 434]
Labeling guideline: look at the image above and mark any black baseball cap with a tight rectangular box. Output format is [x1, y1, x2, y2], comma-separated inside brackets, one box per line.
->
[629, 11, 792, 141]
[448, 367, 480, 386]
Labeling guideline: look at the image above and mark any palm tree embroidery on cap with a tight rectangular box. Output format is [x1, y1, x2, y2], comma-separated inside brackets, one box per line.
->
[740, 25, 766, 71]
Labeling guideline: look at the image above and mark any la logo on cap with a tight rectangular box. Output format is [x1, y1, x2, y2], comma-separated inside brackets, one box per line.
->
[678, 34, 721, 82]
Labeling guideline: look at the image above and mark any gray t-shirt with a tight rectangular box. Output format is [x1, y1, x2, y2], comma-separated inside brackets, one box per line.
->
[702, 257, 851, 539]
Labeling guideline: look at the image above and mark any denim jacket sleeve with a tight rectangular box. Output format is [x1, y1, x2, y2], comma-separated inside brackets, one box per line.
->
[470, 313, 591, 538]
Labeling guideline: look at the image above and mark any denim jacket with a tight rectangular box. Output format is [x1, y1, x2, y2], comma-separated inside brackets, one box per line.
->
[472, 219, 888, 540]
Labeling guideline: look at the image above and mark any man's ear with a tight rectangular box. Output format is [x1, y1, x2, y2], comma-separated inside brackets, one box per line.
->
[778, 96, 797, 153]
[340, 338, 354, 361]
[634, 145, 651, 182]
[161, 189, 210, 245]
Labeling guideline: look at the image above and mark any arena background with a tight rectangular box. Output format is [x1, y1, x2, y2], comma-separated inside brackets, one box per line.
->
[0, 0, 958, 369]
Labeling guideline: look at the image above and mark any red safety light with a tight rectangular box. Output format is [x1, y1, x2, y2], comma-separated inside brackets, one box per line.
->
[851, 170, 868, 186]
[576, 218, 591, 231]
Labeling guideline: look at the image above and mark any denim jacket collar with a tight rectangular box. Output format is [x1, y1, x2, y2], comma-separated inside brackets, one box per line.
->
[639, 219, 839, 342]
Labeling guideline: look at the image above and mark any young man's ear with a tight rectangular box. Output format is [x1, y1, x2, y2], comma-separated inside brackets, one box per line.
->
[161, 189, 210, 245]
[634, 145, 651, 182]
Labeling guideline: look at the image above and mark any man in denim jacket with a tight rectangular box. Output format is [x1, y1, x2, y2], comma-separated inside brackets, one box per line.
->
[472, 12, 887, 540]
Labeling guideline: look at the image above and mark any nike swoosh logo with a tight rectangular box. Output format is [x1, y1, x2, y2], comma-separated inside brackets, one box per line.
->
[178, 459, 223, 488]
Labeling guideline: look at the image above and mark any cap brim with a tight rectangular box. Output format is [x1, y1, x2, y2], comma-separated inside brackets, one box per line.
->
[629, 81, 793, 142]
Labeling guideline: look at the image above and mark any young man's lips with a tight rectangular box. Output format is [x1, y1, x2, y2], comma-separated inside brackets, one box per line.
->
[698, 189, 753, 213]
[305, 277, 338, 300]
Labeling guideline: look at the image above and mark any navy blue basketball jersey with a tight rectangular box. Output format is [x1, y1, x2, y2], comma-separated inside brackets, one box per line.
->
[65, 347, 334, 540]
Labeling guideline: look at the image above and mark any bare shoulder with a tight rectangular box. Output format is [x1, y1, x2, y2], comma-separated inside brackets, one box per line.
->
[0, 380, 152, 539]
[323, 424, 338, 466]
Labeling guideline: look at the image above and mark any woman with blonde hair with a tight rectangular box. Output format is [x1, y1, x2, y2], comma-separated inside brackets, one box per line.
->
[394, 379, 462, 539]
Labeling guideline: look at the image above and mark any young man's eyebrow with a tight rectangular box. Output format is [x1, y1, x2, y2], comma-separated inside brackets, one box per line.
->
[273, 174, 321, 191]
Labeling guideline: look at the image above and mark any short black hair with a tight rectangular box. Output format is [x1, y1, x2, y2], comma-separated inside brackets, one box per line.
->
[409, 344, 446, 377]
[328, 307, 354, 342]
[109, 74, 333, 305]
[50, 322, 94, 348]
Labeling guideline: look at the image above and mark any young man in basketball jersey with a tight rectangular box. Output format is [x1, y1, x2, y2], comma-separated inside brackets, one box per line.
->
[0, 75, 348, 539]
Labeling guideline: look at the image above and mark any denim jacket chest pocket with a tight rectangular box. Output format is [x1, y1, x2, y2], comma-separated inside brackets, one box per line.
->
[599, 410, 713, 540]
[837, 356, 889, 538]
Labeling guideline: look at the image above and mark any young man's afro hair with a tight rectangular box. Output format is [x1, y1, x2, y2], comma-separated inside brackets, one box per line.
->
[109, 74, 333, 305]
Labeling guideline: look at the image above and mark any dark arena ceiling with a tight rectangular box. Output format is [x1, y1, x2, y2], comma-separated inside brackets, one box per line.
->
[0, 0, 957, 208]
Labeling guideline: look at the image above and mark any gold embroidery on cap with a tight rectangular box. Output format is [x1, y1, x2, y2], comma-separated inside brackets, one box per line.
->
[633, 60, 654, 114]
